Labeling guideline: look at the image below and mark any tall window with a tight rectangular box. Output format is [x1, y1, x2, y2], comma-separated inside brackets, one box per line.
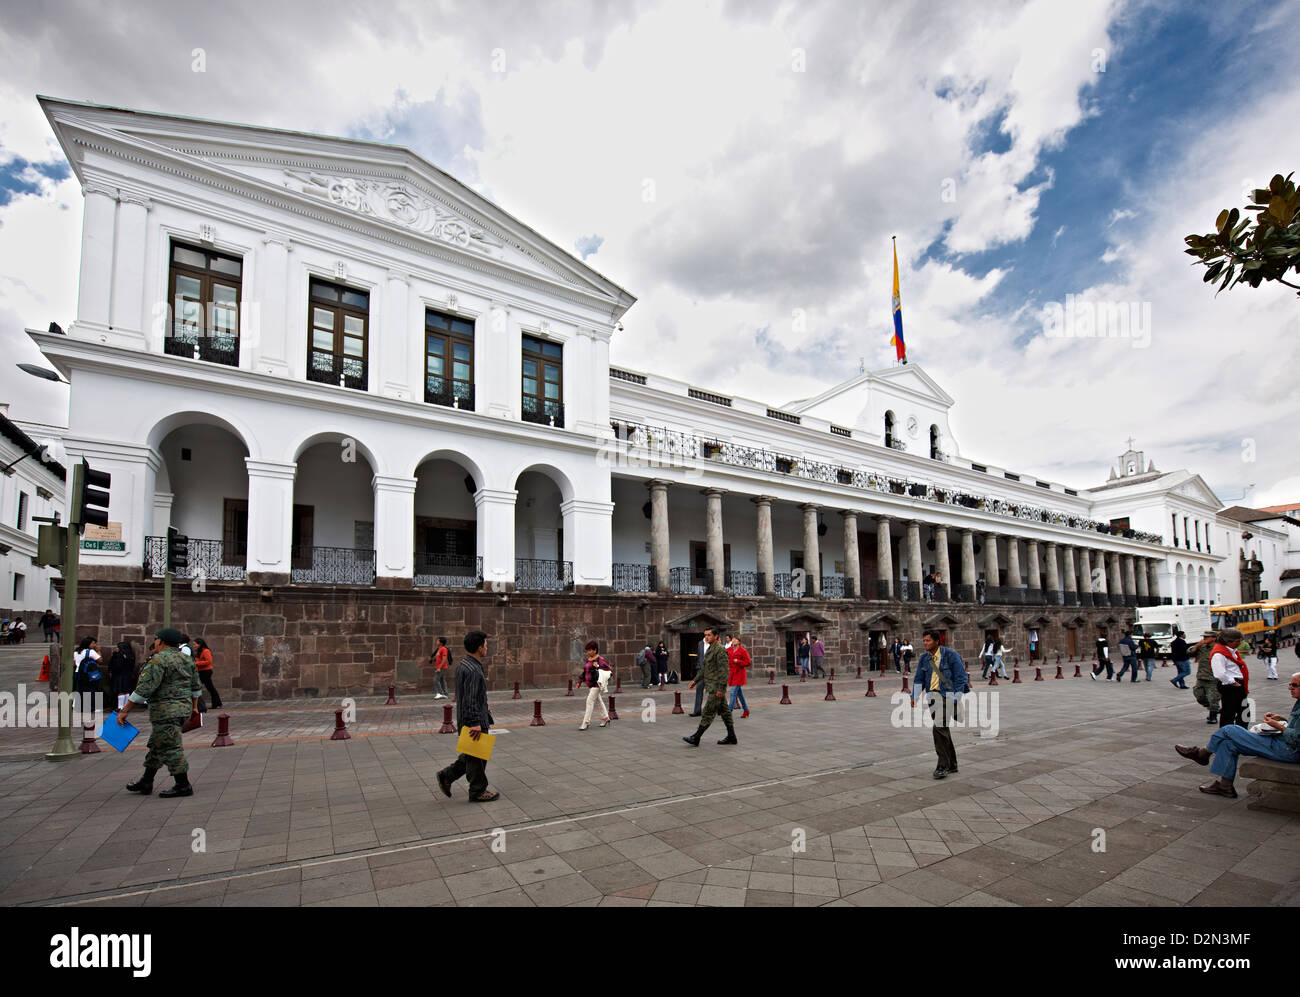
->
[166, 242, 242, 366]
[884, 411, 895, 448]
[425, 309, 475, 409]
[521, 334, 563, 426]
[307, 279, 368, 391]
[16, 491, 28, 531]
[222, 499, 249, 567]
[930, 424, 940, 459]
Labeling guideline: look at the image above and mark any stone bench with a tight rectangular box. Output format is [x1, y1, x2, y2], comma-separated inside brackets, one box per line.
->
[1240, 758, 1300, 814]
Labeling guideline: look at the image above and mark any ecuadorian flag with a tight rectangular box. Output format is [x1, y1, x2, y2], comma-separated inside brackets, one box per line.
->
[890, 240, 906, 362]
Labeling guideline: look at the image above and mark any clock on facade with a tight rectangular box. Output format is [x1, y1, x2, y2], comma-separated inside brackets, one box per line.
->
[906, 415, 919, 438]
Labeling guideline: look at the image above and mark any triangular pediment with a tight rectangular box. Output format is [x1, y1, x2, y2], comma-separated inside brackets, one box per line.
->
[663, 609, 736, 632]
[975, 612, 1014, 629]
[859, 612, 902, 629]
[772, 610, 833, 629]
[788, 363, 955, 415]
[922, 613, 961, 628]
[1169, 473, 1222, 509]
[38, 96, 635, 312]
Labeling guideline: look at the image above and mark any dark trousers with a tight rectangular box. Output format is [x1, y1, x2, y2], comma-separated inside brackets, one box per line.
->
[929, 694, 958, 771]
[1116, 657, 1139, 682]
[639, 661, 651, 687]
[198, 670, 222, 708]
[1092, 657, 1113, 679]
[434, 671, 448, 696]
[440, 752, 488, 798]
[1218, 683, 1247, 728]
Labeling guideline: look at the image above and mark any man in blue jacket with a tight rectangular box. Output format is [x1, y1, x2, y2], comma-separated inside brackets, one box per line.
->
[911, 630, 971, 779]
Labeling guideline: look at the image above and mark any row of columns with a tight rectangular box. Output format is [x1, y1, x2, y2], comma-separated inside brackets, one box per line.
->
[647, 480, 1163, 605]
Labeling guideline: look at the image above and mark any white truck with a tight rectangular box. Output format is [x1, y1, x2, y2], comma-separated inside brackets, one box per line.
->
[1132, 605, 1211, 654]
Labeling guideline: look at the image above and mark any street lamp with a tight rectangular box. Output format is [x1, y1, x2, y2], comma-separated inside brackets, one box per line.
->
[16, 363, 69, 384]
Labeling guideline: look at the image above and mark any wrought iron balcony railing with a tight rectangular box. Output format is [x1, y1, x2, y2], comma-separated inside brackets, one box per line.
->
[307, 353, 368, 391]
[515, 558, 573, 591]
[725, 569, 758, 597]
[164, 335, 239, 367]
[291, 546, 376, 585]
[425, 378, 475, 411]
[612, 562, 655, 592]
[521, 397, 565, 428]
[413, 553, 482, 589]
[144, 536, 246, 581]
[669, 567, 706, 595]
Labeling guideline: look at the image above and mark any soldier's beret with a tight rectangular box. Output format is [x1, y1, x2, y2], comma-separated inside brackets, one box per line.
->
[154, 627, 186, 646]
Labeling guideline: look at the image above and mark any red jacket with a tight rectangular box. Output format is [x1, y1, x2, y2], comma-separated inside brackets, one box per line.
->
[727, 644, 751, 686]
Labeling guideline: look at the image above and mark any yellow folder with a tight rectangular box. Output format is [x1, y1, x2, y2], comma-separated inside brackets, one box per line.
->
[455, 726, 496, 761]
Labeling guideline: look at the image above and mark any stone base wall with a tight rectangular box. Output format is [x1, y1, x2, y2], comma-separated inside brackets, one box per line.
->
[66, 580, 1134, 701]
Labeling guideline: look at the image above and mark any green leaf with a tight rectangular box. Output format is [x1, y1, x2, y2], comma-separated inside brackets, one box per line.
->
[1216, 209, 1230, 230]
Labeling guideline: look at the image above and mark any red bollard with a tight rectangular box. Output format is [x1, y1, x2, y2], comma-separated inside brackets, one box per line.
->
[658, 678, 665, 692]
[856, 665, 862, 679]
[768, 669, 775, 685]
[331, 709, 351, 740]
[1012, 668, 1022, 684]
[385, 685, 397, 705]
[865, 679, 876, 698]
[799, 671, 807, 683]
[79, 721, 101, 754]
[212, 713, 235, 746]
[825, 682, 836, 702]
[438, 704, 456, 734]
[1056, 653, 1061, 665]
[1073, 664, 1082, 677]
[608, 696, 619, 720]
[901, 675, 910, 694]
[615, 675, 623, 694]
[830, 668, 836, 681]
[1054, 665, 1064, 679]
[1034, 667, 1044, 682]
[988, 672, 999, 686]
[672, 691, 684, 715]
[780, 684, 792, 705]
[566, 680, 575, 697]
[530, 699, 546, 727]
[512, 681, 522, 700]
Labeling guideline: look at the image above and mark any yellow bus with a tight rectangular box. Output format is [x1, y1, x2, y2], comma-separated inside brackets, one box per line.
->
[1210, 599, 1300, 641]
[1259, 598, 1300, 640]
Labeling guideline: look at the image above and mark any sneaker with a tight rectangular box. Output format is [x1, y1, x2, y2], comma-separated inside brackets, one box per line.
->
[1090, 672, 1097, 681]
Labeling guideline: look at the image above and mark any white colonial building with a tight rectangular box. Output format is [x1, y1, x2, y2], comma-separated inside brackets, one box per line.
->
[0, 406, 66, 620]
[21, 96, 1258, 696]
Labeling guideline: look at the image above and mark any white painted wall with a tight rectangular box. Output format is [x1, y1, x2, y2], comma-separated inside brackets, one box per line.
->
[160, 424, 249, 539]
[294, 444, 375, 550]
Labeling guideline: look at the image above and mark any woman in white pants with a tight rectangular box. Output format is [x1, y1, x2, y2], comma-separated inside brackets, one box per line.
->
[578, 641, 611, 730]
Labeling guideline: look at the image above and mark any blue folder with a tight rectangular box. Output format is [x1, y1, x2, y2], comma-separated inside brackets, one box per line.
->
[99, 712, 140, 753]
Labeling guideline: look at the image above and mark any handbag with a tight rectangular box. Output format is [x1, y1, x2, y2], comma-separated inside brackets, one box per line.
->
[597, 667, 612, 693]
[181, 710, 203, 733]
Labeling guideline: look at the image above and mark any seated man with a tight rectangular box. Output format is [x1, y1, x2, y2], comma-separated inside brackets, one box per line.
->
[1175, 671, 1300, 798]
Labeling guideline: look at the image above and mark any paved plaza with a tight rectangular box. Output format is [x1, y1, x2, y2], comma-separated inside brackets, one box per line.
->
[0, 645, 1298, 907]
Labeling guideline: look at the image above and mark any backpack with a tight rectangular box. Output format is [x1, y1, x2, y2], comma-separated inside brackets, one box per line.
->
[667, 670, 679, 684]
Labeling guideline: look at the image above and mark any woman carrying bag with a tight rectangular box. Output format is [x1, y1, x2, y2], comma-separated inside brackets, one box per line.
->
[108, 641, 137, 711]
[192, 637, 222, 708]
[577, 640, 611, 731]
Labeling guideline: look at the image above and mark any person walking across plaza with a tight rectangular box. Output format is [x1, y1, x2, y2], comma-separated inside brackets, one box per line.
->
[727, 633, 751, 719]
[436, 630, 499, 802]
[989, 636, 1008, 679]
[796, 635, 811, 679]
[1169, 629, 1193, 690]
[108, 640, 136, 712]
[1091, 631, 1112, 680]
[1190, 629, 1221, 723]
[902, 637, 916, 674]
[655, 641, 669, 686]
[636, 641, 654, 688]
[430, 636, 450, 699]
[911, 630, 970, 779]
[890, 637, 902, 673]
[1115, 630, 1140, 684]
[690, 635, 709, 715]
[1138, 634, 1159, 681]
[1211, 628, 1250, 728]
[119, 628, 202, 798]
[192, 637, 222, 708]
[1261, 634, 1279, 680]
[684, 628, 737, 746]
[1176, 671, 1300, 798]
[39, 609, 56, 642]
[577, 641, 611, 730]
[810, 634, 826, 678]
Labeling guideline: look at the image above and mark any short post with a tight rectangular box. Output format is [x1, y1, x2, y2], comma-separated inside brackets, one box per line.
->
[512, 681, 521, 700]
[608, 696, 619, 720]
[865, 679, 876, 698]
[385, 685, 397, 705]
[530, 699, 546, 727]
[1012, 668, 1022, 684]
[1034, 667, 1044, 682]
[78, 721, 100, 754]
[438, 704, 456, 734]
[331, 709, 351, 740]
[566, 679, 574, 697]
[211, 713, 235, 746]
[780, 684, 792, 705]
[672, 691, 684, 715]
[824, 682, 836, 702]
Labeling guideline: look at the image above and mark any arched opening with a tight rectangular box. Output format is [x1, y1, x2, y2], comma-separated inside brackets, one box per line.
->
[514, 466, 573, 590]
[930, 424, 940, 460]
[1197, 565, 1207, 604]
[884, 410, 895, 448]
[1175, 563, 1185, 605]
[413, 454, 481, 588]
[1208, 567, 1217, 604]
[152, 422, 250, 580]
[291, 438, 377, 584]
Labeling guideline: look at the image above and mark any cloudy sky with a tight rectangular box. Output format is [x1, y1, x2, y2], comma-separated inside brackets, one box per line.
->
[1, 0, 1297, 506]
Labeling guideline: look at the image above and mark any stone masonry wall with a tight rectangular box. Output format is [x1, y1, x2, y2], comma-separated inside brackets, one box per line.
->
[67, 580, 1133, 701]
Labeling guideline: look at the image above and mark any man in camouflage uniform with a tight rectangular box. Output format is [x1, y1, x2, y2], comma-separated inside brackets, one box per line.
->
[1190, 629, 1221, 725]
[683, 628, 737, 746]
[118, 627, 201, 798]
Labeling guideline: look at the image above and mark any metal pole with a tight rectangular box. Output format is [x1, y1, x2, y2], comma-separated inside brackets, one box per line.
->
[46, 464, 82, 761]
[163, 570, 172, 629]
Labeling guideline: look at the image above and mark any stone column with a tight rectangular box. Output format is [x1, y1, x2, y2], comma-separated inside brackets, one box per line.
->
[560, 498, 614, 590]
[906, 520, 923, 602]
[959, 529, 976, 602]
[649, 480, 670, 593]
[1079, 548, 1094, 607]
[1061, 546, 1077, 605]
[1108, 551, 1124, 607]
[1122, 554, 1137, 606]
[1135, 555, 1149, 603]
[245, 458, 296, 585]
[754, 496, 775, 596]
[254, 233, 293, 377]
[475, 487, 518, 591]
[877, 517, 894, 599]
[1044, 542, 1061, 605]
[373, 474, 417, 586]
[1148, 560, 1162, 602]
[109, 191, 151, 348]
[935, 526, 951, 601]
[704, 488, 725, 594]
[841, 510, 861, 599]
[1005, 537, 1023, 604]
[1025, 540, 1043, 604]
[1092, 550, 1109, 605]
[76, 182, 117, 334]
[984, 533, 1000, 602]
[802, 503, 821, 598]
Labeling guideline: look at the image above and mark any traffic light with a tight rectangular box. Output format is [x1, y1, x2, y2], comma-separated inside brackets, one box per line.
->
[166, 526, 189, 573]
[71, 459, 111, 534]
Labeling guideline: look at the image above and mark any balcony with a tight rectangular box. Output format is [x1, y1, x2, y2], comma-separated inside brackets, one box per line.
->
[164, 334, 239, 367]
[144, 536, 246, 581]
[521, 397, 565, 428]
[307, 353, 367, 391]
[725, 569, 758, 597]
[425, 378, 475, 412]
[515, 558, 573, 591]
[611, 563, 656, 592]
[669, 567, 707, 595]
[291, 546, 376, 585]
[413, 553, 482, 589]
